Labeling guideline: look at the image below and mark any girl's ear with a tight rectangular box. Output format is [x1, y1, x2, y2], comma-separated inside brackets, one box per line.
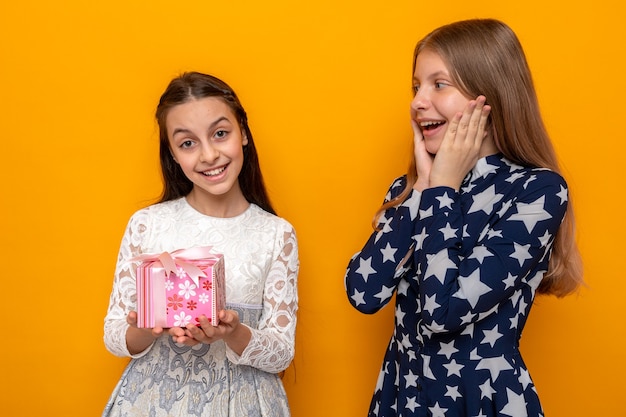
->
[242, 131, 249, 147]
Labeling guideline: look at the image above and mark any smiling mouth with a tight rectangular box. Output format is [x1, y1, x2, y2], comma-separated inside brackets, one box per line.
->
[420, 121, 445, 131]
[202, 166, 226, 176]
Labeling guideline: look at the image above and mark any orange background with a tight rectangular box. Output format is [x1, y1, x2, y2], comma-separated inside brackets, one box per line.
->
[1, 1, 623, 416]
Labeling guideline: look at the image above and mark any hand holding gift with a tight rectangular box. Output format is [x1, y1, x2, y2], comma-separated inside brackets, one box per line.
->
[168, 309, 252, 355]
[123, 310, 166, 355]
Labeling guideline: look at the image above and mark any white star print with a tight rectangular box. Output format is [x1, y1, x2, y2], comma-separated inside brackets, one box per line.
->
[510, 290, 522, 308]
[474, 159, 499, 179]
[523, 174, 536, 189]
[462, 181, 476, 193]
[439, 222, 458, 240]
[374, 217, 393, 243]
[345, 159, 567, 417]
[510, 242, 532, 266]
[518, 297, 528, 315]
[423, 355, 436, 379]
[404, 369, 418, 388]
[429, 402, 448, 417]
[436, 192, 455, 209]
[462, 323, 475, 338]
[375, 284, 394, 302]
[397, 279, 409, 296]
[537, 229, 551, 248]
[350, 289, 365, 306]
[395, 305, 406, 327]
[445, 385, 462, 401]
[469, 245, 493, 263]
[423, 294, 441, 315]
[380, 242, 397, 263]
[453, 269, 492, 308]
[406, 396, 419, 412]
[476, 356, 513, 382]
[460, 311, 476, 325]
[526, 270, 545, 291]
[505, 171, 525, 183]
[469, 347, 480, 360]
[497, 199, 513, 218]
[556, 184, 568, 204]
[478, 304, 499, 321]
[380, 216, 393, 234]
[420, 204, 434, 219]
[481, 324, 503, 347]
[478, 226, 490, 241]
[438, 340, 459, 359]
[503, 273, 517, 289]
[500, 388, 528, 417]
[413, 227, 430, 250]
[508, 195, 552, 233]
[424, 250, 457, 284]
[468, 185, 503, 214]
[479, 379, 497, 399]
[356, 257, 376, 282]
[443, 359, 464, 377]
[402, 191, 422, 220]
[519, 368, 532, 390]
[400, 333, 412, 351]
[506, 161, 524, 172]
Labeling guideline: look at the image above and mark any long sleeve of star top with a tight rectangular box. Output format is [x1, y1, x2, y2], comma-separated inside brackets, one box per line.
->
[345, 155, 569, 333]
[345, 176, 423, 314]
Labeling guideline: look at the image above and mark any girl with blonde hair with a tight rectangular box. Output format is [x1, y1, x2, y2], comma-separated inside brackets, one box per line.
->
[345, 19, 582, 416]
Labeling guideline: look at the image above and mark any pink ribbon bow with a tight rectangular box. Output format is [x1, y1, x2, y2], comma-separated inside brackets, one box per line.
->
[131, 246, 217, 287]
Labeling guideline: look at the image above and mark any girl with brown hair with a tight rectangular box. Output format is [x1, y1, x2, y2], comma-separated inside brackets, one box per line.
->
[103, 72, 299, 416]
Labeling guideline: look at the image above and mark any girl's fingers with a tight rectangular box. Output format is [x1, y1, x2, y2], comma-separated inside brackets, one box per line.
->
[466, 96, 488, 147]
[445, 96, 489, 147]
[478, 104, 491, 139]
[411, 118, 422, 139]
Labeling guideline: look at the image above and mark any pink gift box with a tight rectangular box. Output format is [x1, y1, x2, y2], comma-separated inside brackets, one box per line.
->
[135, 247, 226, 328]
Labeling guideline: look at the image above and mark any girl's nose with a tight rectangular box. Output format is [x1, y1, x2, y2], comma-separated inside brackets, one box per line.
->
[200, 142, 220, 163]
[410, 90, 429, 111]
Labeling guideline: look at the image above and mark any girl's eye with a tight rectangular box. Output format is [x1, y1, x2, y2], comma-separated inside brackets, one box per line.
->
[412, 85, 420, 94]
[180, 140, 194, 149]
[215, 130, 228, 139]
[435, 82, 448, 89]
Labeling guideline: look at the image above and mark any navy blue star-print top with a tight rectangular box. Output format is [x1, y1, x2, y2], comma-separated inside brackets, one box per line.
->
[345, 154, 568, 417]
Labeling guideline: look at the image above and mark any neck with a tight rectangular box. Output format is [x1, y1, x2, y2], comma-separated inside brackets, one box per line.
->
[185, 187, 250, 218]
[478, 135, 499, 158]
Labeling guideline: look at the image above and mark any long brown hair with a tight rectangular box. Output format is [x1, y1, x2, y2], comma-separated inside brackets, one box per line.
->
[375, 19, 582, 296]
[155, 72, 276, 215]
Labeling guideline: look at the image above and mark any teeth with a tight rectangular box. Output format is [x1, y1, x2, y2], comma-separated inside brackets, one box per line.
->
[203, 167, 226, 176]
[420, 121, 443, 127]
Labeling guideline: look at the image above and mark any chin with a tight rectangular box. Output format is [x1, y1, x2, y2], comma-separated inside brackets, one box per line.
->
[425, 144, 441, 155]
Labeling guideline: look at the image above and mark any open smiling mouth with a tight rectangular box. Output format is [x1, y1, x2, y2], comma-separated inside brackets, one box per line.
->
[202, 166, 226, 176]
[420, 120, 445, 131]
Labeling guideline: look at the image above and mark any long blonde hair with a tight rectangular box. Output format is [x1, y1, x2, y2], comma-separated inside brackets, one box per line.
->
[375, 19, 583, 296]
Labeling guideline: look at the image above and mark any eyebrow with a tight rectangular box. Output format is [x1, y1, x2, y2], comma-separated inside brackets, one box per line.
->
[171, 116, 231, 137]
[413, 70, 450, 83]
